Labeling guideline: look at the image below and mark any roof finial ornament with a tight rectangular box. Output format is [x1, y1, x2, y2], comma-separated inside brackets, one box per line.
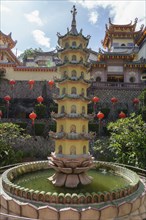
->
[70, 5, 78, 35]
[71, 5, 77, 24]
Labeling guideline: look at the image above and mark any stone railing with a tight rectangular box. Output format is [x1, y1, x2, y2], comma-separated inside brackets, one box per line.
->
[91, 82, 146, 90]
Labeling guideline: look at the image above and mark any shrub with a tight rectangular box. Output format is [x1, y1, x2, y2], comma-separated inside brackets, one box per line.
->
[107, 114, 146, 168]
[34, 123, 45, 136]
[34, 103, 47, 119]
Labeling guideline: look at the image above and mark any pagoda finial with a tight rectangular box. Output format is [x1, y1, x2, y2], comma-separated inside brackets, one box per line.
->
[71, 5, 77, 25]
[70, 5, 78, 35]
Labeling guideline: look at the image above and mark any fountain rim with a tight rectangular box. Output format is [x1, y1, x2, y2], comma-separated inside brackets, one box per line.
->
[2, 160, 142, 206]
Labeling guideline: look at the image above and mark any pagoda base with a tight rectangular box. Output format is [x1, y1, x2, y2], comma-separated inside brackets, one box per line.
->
[48, 172, 93, 188]
[48, 152, 94, 188]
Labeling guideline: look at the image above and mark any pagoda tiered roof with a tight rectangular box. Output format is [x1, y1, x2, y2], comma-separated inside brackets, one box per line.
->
[49, 131, 95, 140]
[135, 27, 146, 46]
[53, 93, 90, 101]
[0, 31, 17, 49]
[57, 5, 90, 46]
[97, 49, 135, 61]
[102, 18, 144, 49]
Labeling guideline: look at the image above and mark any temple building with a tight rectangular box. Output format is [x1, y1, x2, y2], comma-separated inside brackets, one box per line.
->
[0, 14, 146, 115]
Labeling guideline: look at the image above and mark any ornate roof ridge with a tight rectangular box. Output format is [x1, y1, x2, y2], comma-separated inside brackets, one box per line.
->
[0, 30, 17, 49]
[108, 17, 138, 29]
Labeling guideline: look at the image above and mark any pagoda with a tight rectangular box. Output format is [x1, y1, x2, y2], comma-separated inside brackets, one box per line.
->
[48, 6, 94, 188]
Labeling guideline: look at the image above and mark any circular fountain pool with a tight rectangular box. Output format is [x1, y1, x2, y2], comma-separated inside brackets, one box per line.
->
[2, 160, 141, 206]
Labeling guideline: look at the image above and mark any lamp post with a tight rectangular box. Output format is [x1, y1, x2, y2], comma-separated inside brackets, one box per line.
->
[9, 79, 16, 90]
[29, 112, 37, 136]
[37, 96, 44, 104]
[48, 80, 54, 89]
[133, 98, 139, 113]
[111, 97, 118, 121]
[4, 95, 11, 118]
[92, 96, 100, 113]
[28, 80, 35, 90]
[97, 111, 104, 136]
[119, 111, 126, 119]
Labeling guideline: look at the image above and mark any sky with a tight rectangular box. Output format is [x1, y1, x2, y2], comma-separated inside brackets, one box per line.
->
[1, 0, 146, 57]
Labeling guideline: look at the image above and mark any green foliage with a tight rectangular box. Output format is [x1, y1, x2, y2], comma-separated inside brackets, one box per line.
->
[141, 106, 146, 122]
[107, 114, 146, 168]
[0, 123, 29, 165]
[100, 108, 110, 118]
[14, 122, 27, 130]
[34, 103, 47, 119]
[49, 123, 56, 132]
[92, 137, 114, 161]
[139, 88, 146, 106]
[88, 123, 99, 133]
[18, 48, 43, 62]
[0, 140, 16, 166]
[34, 123, 45, 136]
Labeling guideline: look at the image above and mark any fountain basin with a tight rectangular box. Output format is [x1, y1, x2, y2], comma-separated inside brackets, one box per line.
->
[2, 160, 142, 206]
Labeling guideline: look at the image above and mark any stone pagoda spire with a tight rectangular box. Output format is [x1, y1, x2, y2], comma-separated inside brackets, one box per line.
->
[48, 6, 94, 188]
[70, 5, 78, 35]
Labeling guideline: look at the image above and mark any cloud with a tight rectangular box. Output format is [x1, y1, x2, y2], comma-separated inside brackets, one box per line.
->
[69, 0, 146, 29]
[24, 10, 43, 26]
[1, 5, 11, 12]
[88, 11, 99, 24]
[32, 30, 51, 48]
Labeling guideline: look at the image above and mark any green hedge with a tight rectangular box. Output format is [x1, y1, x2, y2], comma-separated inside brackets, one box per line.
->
[34, 123, 45, 136]
[88, 123, 99, 133]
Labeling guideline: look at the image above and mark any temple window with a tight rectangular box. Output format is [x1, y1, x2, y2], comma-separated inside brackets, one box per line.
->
[71, 87, 77, 94]
[63, 71, 67, 77]
[70, 146, 76, 155]
[64, 56, 68, 62]
[72, 41, 76, 48]
[71, 70, 77, 77]
[72, 55, 76, 61]
[58, 145, 62, 154]
[82, 125, 86, 132]
[71, 105, 76, 113]
[129, 76, 136, 83]
[60, 125, 64, 132]
[82, 106, 85, 114]
[81, 88, 85, 96]
[81, 72, 84, 78]
[65, 42, 69, 48]
[96, 76, 101, 82]
[121, 43, 126, 46]
[61, 105, 65, 113]
[83, 146, 86, 154]
[70, 125, 76, 133]
[62, 87, 66, 95]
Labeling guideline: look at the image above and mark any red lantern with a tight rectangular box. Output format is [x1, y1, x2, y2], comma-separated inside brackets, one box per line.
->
[111, 97, 118, 103]
[0, 110, 2, 119]
[28, 80, 35, 89]
[37, 96, 44, 104]
[48, 80, 54, 89]
[92, 96, 100, 103]
[119, 111, 126, 119]
[9, 79, 16, 90]
[4, 95, 11, 104]
[97, 111, 104, 120]
[29, 112, 37, 125]
[133, 98, 139, 104]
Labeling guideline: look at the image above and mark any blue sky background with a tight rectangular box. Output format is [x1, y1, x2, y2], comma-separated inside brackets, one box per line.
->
[1, 0, 146, 56]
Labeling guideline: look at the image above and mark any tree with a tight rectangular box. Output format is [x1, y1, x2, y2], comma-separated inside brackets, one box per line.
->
[18, 48, 43, 62]
[0, 123, 29, 166]
[107, 114, 146, 168]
